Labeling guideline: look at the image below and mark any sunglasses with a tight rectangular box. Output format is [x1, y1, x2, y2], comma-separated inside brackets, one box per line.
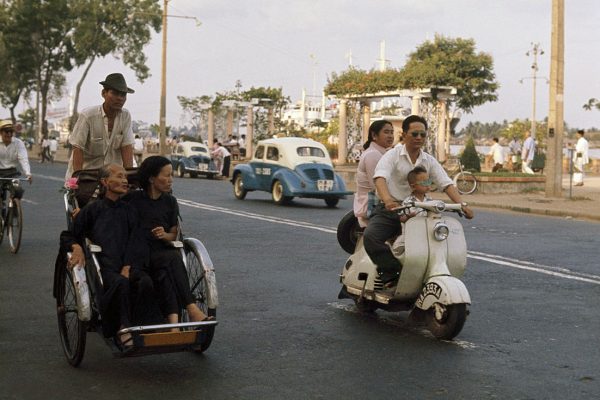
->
[1, 129, 14, 134]
[415, 179, 433, 187]
[410, 131, 427, 138]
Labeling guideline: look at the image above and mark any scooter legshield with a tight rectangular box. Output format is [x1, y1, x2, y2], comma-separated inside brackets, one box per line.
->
[414, 276, 471, 310]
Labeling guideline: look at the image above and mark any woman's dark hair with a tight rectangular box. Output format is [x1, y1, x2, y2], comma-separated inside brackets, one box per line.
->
[138, 155, 171, 191]
[402, 115, 428, 132]
[363, 119, 392, 150]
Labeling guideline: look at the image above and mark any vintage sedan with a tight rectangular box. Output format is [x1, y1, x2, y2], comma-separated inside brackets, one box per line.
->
[170, 141, 219, 179]
[231, 137, 352, 207]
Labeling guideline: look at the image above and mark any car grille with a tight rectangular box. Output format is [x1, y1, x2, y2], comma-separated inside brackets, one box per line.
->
[304, 168, 320, 181]
[323, 169, 334, 180]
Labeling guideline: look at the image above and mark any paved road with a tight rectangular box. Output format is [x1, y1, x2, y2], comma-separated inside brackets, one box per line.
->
[1, 163, 599, 399]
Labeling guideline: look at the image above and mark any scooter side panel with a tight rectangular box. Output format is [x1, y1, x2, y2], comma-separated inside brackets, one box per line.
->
[341, 237, 378, 292]
[396, 217, 429, 299]
[443, 216, 467, 277]
[415, 276, 471, 309]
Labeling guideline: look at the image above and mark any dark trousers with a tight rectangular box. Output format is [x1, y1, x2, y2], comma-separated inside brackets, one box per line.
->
[222, 155, 231, 177]
[149, 248, 195, 316]
[363, 203, 403, 280]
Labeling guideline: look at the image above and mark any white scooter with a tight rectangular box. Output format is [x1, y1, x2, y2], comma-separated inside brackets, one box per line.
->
[338, 200, 470, 340]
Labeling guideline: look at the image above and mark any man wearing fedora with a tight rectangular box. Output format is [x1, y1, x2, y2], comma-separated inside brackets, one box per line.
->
[65, 73, 135, 179]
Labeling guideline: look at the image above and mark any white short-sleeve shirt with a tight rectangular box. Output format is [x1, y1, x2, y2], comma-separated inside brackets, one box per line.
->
[373, 145, 453, 201]
[66, 105, 134, 178]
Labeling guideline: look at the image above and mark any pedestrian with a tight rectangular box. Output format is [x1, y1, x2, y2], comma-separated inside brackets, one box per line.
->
[487, 137, 505, 172]
[133, 134, 144, 166]
[211, 140, 231, 178]
[521, 130, 535, 174]
[49, 136, 58, 163]
[40, 136, 50, 163]
[508, 136, 521, 172]
[239, 134, 246, 158]
[573, 129, 589, 186]
[65, 72, 135, 179]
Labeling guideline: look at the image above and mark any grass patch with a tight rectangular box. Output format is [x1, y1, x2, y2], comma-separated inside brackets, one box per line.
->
[520, 187, 544, 193]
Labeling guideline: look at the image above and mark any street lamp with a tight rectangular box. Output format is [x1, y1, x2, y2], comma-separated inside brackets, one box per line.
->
[520, 43, 548, 139]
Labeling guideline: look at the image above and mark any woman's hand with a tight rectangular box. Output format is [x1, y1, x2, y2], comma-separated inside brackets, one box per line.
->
[121, 265, 130, 279]
[68, 244, 85, 269]
[151, 226, 167, 240]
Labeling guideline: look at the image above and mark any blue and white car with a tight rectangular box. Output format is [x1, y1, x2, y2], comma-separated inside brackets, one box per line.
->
[170, 141, 219, 179]
[231, 137, 352, 207]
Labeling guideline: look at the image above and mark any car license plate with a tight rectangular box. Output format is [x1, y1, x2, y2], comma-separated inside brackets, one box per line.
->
[198, 163, 208, 171]
[317, 180, 334, 191]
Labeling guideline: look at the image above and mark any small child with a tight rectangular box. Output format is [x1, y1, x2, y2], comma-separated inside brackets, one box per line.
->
[393, 166, 433, 257]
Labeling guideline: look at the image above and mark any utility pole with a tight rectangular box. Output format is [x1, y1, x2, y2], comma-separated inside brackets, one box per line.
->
[159, 0, 168, 155]
[526, 43, 544, 138]
[545, 0, 564, 197]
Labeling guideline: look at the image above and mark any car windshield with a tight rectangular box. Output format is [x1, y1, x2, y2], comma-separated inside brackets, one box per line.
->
[296, 146, 325, 157]
[190, 146, 207, 153]
[190, 156, 207, 163]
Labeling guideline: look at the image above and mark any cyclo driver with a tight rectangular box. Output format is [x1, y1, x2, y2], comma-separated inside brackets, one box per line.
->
[0, 119, 32, 198]
[363, 115, 474, 289]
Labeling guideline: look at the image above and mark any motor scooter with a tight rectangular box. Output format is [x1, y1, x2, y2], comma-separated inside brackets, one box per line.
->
[338, 200, 470, 340]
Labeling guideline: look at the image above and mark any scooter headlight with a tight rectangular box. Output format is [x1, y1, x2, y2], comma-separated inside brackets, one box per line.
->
[433, 223, 449, 241]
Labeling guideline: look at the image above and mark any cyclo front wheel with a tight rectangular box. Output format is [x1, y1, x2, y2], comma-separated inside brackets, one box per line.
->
[454, 172, 477, 195]
[56, 264, 87, 367]
[182, 238, 217, 353]
[7, 198, 23, 253]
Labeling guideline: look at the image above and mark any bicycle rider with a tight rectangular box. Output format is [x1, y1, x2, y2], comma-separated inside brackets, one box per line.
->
[363, 115, 474, 289]
[0, 120, 32, 199]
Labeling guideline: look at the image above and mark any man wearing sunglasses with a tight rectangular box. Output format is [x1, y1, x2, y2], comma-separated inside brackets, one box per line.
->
[363, 115, 474, 288]
[65, 73, 135, 179]
[0, 120, 32, 196]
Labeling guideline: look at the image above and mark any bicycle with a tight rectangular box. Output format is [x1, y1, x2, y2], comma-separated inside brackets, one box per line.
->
[452, 163, 477, 195]
[0, 177, 27, 253]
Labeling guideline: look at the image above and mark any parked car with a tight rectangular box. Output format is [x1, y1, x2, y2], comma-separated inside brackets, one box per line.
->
[231, 137, 352, 207]
[170, 141, 219, 178]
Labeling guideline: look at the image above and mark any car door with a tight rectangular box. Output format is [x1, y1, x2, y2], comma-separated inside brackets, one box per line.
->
[249, 145, 268, 190]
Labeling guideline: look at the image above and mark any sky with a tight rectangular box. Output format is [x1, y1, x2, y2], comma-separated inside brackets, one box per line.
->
[7, 0, 600, 131]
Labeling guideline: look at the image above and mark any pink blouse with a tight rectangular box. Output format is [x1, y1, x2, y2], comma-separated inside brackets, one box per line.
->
[353, 142, 388, 226]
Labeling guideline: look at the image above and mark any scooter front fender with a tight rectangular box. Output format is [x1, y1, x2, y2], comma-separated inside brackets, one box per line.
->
[415, 276, 471, 310]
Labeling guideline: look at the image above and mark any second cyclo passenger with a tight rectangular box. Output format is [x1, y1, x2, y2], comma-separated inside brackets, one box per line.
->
[364, 115, 474, 288]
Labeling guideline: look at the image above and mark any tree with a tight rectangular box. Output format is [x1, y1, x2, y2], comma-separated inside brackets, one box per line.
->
[399, 35, 499, 113]
[460, 136, 481, 172]
[324, 68, 403, 96]
[69, 0, 162, 130]
[583, 98, 600, 111]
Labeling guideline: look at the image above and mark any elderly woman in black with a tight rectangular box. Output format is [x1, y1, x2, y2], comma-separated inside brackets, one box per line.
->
[127, 156, 209, 324]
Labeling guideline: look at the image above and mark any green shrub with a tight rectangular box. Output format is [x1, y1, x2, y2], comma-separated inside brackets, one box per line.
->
[459, 136, 481, 172]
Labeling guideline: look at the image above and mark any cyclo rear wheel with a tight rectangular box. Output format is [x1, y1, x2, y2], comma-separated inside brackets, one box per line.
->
[453, 172, 477, 195]
[182, 239, 217, 353]
[56, 264, 87, 367]
[7, 198, 23, 253]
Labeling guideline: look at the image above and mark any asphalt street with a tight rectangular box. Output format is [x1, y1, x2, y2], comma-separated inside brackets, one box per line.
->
[0, 162, 599, 400]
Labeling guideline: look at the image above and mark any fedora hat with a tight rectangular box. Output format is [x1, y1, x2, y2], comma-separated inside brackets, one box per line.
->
[0, 119, 14, 131]
[99, 73, 135, 94]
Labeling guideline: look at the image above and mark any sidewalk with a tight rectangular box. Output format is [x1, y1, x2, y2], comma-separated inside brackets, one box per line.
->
[435, 175, 600, 222]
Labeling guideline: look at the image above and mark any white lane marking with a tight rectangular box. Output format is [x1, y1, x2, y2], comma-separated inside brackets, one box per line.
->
[179, 198, 600, 286]
[20, 199, 39, 205]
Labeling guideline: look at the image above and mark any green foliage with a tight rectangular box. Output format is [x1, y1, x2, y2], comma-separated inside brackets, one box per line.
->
[325, 67, 403, 96]
[399, 35, 498, 113]
[460, 136, 481, 172]
[583, 98, 600, 111]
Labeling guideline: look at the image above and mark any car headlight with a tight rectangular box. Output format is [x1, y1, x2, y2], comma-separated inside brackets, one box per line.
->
[433, 222, 449, 241]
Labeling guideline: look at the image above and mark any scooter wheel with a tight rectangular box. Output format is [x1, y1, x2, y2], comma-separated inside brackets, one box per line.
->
[426, 303, 467, 340]
[337, 211, 363, 254]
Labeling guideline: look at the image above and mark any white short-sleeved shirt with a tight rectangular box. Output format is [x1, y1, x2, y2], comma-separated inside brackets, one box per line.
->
[66, 105, 134, 178]
[373, 145, 453, 201]
[521, 137, 535, 162]
[488, 143, 505, 164]
[0, 138, 31, 176]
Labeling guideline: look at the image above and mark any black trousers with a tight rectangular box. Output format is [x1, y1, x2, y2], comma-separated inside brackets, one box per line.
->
[222, 156, 231, 177]
[363, 203, 403, 280]
[149, 248, 195, 316]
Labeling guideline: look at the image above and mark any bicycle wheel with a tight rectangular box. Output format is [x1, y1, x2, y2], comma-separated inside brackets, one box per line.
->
[182, 238, 217, 353]
[56, 264, 87, 367]
[7, 198, 22, 253]
[0, 210, 4, 245]
[454, 172, 477, 195]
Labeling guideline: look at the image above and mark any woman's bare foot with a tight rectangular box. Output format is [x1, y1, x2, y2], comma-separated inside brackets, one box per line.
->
[186, 304, 209, 322]
[167, 313, 179, 332]
[118, 326, 132, 348]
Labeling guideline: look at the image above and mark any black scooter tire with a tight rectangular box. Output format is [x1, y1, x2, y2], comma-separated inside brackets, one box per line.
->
[337, 210, 362, 254]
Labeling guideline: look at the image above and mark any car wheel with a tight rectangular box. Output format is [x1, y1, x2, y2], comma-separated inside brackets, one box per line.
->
[178, 164, 186, 178]
[233, 174, 247, 200]
[272, 180, 292, 205]
[324, 198, 339, 208]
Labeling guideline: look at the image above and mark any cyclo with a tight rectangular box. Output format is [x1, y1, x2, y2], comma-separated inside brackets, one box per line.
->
[53, 168, 218, 366]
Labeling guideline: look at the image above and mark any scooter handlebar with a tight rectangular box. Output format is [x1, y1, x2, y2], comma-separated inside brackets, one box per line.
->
[392, 200, 464, 215]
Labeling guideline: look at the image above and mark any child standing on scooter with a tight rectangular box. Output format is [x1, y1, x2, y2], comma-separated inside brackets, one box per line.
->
[393, 166, 433, 256]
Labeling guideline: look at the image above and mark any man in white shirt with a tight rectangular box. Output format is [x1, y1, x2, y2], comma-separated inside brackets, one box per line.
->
[364, 115, 473, 287]
[0, 120, 32, 197]
[487, 137, 505, 172]
[211, 140, 231, 178]
[573, 129, 589, 186]
[48, 136, 58, 163]
[521, 130, 536, 174]
[65, 73, 135, 179]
